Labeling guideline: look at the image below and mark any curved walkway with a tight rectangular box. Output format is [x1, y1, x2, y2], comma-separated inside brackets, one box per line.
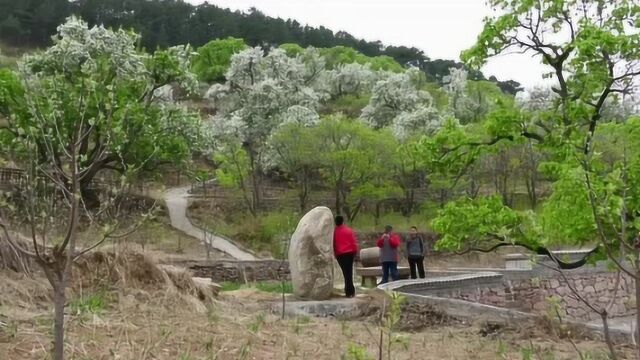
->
[163, 186, 256, 260]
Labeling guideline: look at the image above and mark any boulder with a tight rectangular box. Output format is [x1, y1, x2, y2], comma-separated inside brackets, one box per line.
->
[288, 206, 334, 300]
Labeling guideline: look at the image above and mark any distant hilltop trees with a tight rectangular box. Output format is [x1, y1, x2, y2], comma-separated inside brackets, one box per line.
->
[0, 0, 522, 94]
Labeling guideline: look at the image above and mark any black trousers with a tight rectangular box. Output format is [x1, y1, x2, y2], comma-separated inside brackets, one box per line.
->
[336, 253, 356, 297]
[408, 256, 425, 279]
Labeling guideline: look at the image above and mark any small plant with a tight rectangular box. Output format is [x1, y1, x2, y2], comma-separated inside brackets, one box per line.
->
[0, 319, 18, 340]
[495, 339, 509, 359]
[342, 343, 373, 360]
[239, 340, 252, 360]
[290, 315, 311, 334]
[207, 302, 219, 323]
[69, 291, 108, 315]
[341, 319, 353, 337]
[249, 312, 266, 334]
[378, 291, 408, 360]
[530, 277, 541, 287]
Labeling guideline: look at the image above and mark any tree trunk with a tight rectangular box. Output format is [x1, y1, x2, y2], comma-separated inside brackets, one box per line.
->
[52, 277, 66, 360]
[374, 201, 381, 226]
[334, 186, 341, 215]
[245, 146, 262, 215]
[402, 188, 415, 218]
[80, 181, 100, 209]
[635, 267, 640, 359]
[298, 172, 308, 213]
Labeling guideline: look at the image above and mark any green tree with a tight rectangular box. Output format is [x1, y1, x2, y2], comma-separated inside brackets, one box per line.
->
[314, 114, 397, 221]
[267, 121, 322, 212]
[192, 37, 247, 83]
[434, 1, 640, 358]
[0, 17, 204, 208]
[0, 17, 186, 360]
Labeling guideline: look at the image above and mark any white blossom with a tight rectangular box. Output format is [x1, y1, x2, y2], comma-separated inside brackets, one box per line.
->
[23, 16, 145, 79]
[361, 69, 433, 129]
[391, 106, 443, 140]
[279, 105, 320, 127]
[208, 47, 325, 148]
[324, 62, 376, 97]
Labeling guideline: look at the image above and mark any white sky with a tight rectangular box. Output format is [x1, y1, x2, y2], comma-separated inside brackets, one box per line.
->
[186, 0, 550, 88]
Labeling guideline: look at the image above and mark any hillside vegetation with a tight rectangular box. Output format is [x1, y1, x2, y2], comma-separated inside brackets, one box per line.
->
[0, 0, 522, 94]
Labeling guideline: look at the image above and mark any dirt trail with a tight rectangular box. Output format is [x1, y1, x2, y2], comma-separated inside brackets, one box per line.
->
[163, 186, 256, 260]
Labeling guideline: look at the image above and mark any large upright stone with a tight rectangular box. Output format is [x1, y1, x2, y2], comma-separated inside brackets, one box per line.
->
[288, 206, 334, 300]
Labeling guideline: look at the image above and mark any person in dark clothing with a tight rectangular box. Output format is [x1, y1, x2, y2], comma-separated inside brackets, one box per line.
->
[377, 225, 401, 284]
[406, 226, 426, 279]
[333, 215, 359, 298]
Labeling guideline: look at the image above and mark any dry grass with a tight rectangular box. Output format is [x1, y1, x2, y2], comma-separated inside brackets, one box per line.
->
[0, 255, 631, 360]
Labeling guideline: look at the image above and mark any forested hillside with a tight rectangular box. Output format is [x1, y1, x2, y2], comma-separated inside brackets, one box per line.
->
[0, 0, 522, 94]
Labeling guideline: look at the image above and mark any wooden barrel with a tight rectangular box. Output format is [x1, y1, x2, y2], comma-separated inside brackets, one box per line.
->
[359, 247, 381, 267]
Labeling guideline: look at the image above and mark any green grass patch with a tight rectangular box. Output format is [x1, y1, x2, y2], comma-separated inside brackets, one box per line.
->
[219, 281, 243, 292]
[254, 281, 293, 294]
[219, 281, 293, 294]
[69, 291, 109, 315]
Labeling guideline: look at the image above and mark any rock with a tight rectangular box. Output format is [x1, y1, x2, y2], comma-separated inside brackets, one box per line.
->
[192, 277, 221, 296]
[288, 206, 334, 300]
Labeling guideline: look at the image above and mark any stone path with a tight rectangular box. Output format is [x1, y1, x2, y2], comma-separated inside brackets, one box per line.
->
[163, 186, 256, 260]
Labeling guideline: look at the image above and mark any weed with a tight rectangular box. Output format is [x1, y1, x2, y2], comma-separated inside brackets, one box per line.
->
[69, 291, 108, 315]
[496, 339, 509, 359]
[0, 320, 18, 340]
[220, 282, 242, 292]
[342, 343, 373, 360]
[249, 312, 265, 334]
[341, 319, 353, 338]
[207, 302, 219, 323]
[378, 291, 408, 360]
[290, 315, 311, 334]
[255, 281, 293, 294]
[177, 352, 194, 360]
[239, 341, 251, 360]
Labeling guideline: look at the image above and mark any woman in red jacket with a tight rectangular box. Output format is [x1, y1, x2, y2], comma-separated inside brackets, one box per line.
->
[333, 215, 359, 298]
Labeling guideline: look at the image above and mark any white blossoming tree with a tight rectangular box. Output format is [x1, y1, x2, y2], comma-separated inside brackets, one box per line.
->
[208, 47, 325, 213]
[0, 17, 203, 360]
[444, 67, 507, 123]
[361, 68, 433, 129]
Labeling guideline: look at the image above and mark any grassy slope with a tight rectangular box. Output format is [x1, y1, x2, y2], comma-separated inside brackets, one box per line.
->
[0, 269, 620, 359]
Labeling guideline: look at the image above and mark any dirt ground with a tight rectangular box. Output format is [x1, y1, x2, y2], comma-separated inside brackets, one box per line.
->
[0, 253, 633, 360]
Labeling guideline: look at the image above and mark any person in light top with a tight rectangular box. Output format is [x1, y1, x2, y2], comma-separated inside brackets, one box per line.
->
[406, 226, 426, 279]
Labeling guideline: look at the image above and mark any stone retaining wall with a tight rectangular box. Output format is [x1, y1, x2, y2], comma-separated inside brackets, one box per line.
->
[398, 265, 636, 321]
[178, 260, 289, 283]
[470, 271, 635, 320]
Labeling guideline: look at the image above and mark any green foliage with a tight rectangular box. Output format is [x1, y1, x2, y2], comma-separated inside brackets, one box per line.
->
[432, 196, 522, 251]
[0, 17, 204, 194]
[248, 312, 266, 334]
[380, 291, 408, 360]
[540, 166, 596, 245]
[342, 343, 373, 360]
[430, 0, 640, 276]
[254, 281, 293, 294]
[69, 292, 108, 315]
[192, 37, 247, 83]
[319, 46, 403, 72]
[313, 114, 399, 220]
[219, 281, 242, 292]
[279, 43, 305, 57]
